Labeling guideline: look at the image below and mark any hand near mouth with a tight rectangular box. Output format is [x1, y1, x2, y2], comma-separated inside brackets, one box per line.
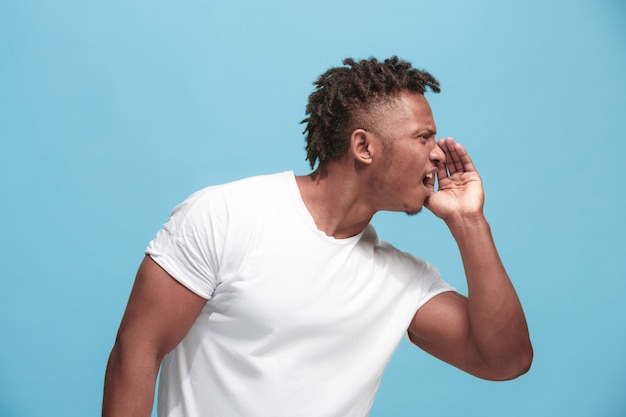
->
[425, 137, 485, 223]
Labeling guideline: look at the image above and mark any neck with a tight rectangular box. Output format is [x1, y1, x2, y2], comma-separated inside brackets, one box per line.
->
[295, 163, 375, 239]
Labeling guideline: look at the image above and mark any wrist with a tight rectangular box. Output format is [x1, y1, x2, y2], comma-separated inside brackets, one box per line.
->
[445, 212, 490, 238]
[445, 211, 487, 227]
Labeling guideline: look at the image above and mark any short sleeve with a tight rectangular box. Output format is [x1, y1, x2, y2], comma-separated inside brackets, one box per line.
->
[414, 261, 456, 310]
[145, 189, 223, 299]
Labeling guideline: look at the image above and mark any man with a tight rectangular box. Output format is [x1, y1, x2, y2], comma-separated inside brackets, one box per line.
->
[103, 56, 532, 417]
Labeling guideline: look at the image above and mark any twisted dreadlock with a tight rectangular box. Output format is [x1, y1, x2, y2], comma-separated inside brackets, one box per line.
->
[301, 56, 440, 169]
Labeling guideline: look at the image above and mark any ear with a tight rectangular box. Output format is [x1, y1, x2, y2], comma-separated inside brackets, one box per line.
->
[349, 129, 374, 165]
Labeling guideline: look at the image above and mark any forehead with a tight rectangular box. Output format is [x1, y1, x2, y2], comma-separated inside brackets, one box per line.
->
[392, 91, 433, 120]
[373, 91, 435, 132]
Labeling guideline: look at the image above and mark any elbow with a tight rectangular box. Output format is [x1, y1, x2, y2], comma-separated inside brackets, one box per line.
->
[484, 342, 534, 381]
[500, 350, 533, 381]
[515, 342, 534, 377]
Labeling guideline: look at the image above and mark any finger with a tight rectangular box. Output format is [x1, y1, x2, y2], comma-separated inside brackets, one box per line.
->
[438, 137, 464, 175]
[453, 142, 477, 173]
[436, 154, 449, 182]
[435, 138, 453, 179]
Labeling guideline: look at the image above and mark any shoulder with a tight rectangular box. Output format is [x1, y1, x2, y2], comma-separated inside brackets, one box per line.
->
[189, 171, 292, 201]
[364, 227, 433, 277]
[173, 171, 293, 215]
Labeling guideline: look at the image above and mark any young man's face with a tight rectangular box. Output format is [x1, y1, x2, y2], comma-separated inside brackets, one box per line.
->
[369, 91, 445, 215]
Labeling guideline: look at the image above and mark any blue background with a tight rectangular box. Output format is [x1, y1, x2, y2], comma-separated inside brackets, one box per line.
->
[1, 1, 625, 416]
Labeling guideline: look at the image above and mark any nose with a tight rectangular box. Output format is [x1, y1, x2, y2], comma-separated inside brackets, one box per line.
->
[430, 143, 446, 166]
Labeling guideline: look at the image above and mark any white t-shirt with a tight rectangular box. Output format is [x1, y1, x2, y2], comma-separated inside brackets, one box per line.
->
[146, 171, 454, 417]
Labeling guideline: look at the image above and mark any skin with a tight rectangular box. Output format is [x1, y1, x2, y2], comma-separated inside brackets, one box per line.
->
[103, 257, 207, 417]
[103, 90, 532, 416]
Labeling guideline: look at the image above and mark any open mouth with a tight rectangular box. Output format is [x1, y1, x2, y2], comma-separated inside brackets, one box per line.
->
[423, 171, 436, 189]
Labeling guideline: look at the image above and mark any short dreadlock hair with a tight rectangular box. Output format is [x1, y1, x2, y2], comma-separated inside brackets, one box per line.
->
[301, 56, 440, 169]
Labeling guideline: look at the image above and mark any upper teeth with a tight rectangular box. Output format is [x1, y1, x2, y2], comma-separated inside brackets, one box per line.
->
[425, 173, 433, 179]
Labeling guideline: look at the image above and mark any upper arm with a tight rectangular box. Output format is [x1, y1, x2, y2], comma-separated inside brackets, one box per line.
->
[408, 291, 487, 378]
[115, 255, 208, 360]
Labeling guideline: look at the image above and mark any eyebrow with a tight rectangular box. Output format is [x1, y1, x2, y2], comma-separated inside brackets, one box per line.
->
[414, 128, 437, 136]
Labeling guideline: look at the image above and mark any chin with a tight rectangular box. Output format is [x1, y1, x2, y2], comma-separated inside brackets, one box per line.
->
[404, 205, 424, 216]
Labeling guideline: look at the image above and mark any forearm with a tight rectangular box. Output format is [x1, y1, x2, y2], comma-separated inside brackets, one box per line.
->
[102, 341, 160, 417]
[447, 214, 532, 378]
